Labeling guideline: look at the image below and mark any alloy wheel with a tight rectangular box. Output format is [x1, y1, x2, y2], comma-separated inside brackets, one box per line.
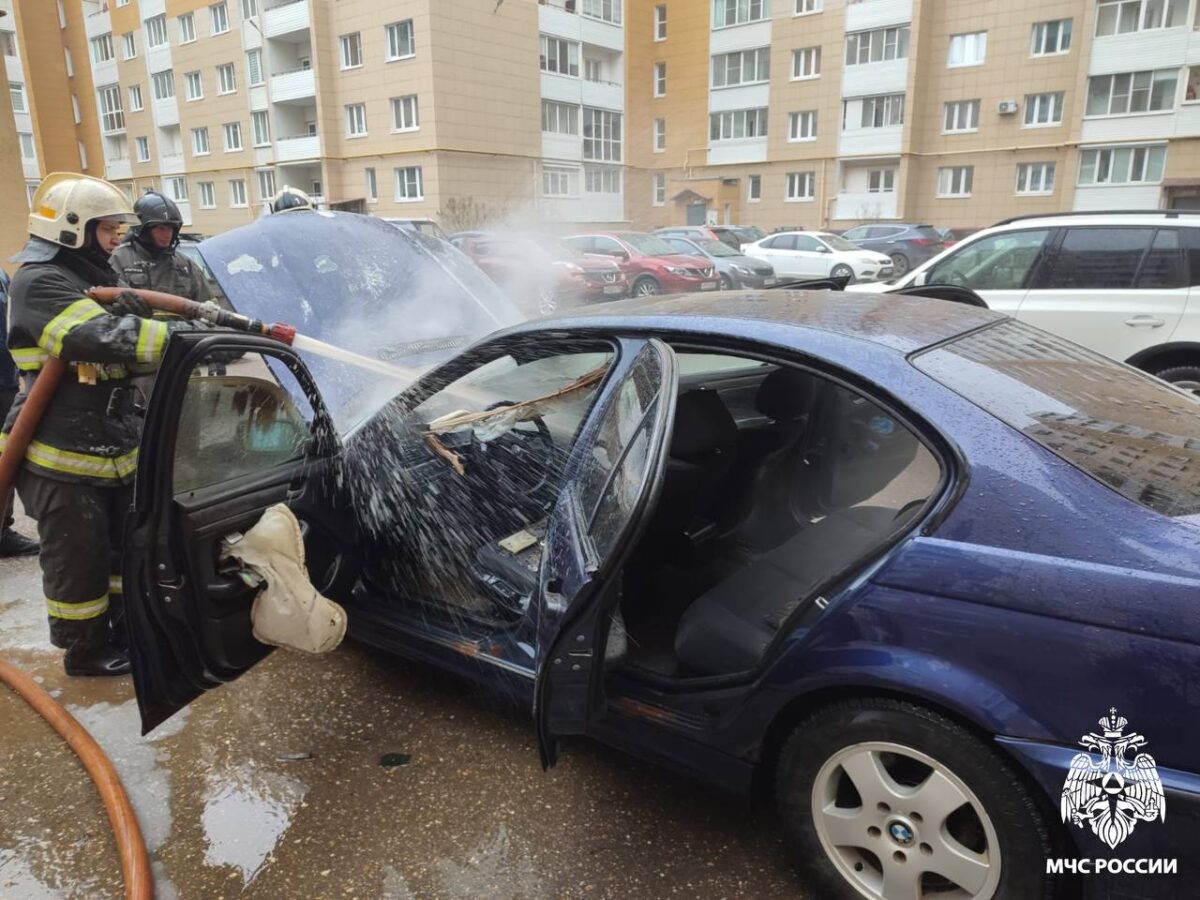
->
[890, 254, 910, 277]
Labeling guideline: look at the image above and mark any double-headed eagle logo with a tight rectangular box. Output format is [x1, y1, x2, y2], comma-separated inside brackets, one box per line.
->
[1061, 708, 1166, 849]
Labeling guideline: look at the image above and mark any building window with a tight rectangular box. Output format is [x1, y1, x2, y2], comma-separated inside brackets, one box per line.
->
[1024, 92, 1064, 126]
[1030, 19, 1072, 55]
[98, 84, 125, 134]
[386, 20, 415, 60]
[365, 167, 377, 202]
[1016, 162, 1056, 194]
[246, 50, 263, 86]
[145, 15, 168, 49]
[584, 58, 602, 81]
[791, 46, 821, 79]
[395, 166, 424, 201]
[868, 168, 896, 193]
[389, 94, 419, 132]
[192, 127, 210, 156]
[135, 136, 150, 162]
[18, 132, 35, 160]
[9, 81, 25, 113]
[128, 84, 143, 111]
[652, 172, 666, 206]
[241, 0, 259, 19]
[256, 170, 275, 202]
[78, 141, 87, 170]
[654, 5, 667, 40]
[1078, 144, 1166, 185]
[943, 99, 980, 133]
[542, 165, 579, 197]
[217, 63, 236, 95]
[541, 100, 579, 135]
[653, 117, 666, 151]
[151, 70, 175, 101]
[1096, 0, 1188, 36]
[252, 111, 270, 146]
[198, 182, 216, 208]
[1188, 66, 1200, 102]
[584, 165, 622, 194]
[654, 62, 667, 96]
[582, 0, 622, 24]
[947, 31, 987, 67]
[223, 122, 243, 151]
[846, 26, 910, 66]
[185, 71, 204, 101]
[747, 174, 761, 201]
[179, 13, 196, 43]
[2, 31, 17, 57]
[210, 2, 229, 35]
[345, 103, 367, 137]
[1086, 70, 1178, 116]
[229, 179, 247, 207]
[857, 94, 905, 128]
[91, 33, 114, 64]
[713, 0, 768, 28]
[709, 108, 769, 140]
[937, 166, 974, 197]
[540, 36, 579, 77]
[57, 0, 66, 27]
[786, 171, 815, 201]
[796, 0, 822, 12]
[583, 108, 622, 161]
[166, 176, 188, 201]
[72, 95, 80, 123]
[340, 32, 363, 69]
[64, 46, 73, 77]
[122, 32, 136, 60]
[711, 47, 771, 88]
[788, 110, 817, 141]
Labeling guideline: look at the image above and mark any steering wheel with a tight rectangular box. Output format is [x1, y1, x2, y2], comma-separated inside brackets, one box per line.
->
[473, 400, 557, 499]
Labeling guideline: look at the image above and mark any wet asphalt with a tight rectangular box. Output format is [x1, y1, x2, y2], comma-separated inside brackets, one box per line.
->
[0, 509, 809, 899]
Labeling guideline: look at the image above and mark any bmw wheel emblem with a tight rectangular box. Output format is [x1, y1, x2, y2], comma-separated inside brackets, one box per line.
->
[889, 822, 914, 845]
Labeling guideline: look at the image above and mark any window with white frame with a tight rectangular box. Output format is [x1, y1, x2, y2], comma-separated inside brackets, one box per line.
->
[241, 0, 258, 19]
[937, 166, 974, 196]
[346, 103, 367, 137]
[184, 71, 203, 101]
[128, 84, 143, 111]
[256, 169, 275, 202]
[1078, 144, 1166, 184]
[198, 181, 216, 208]
[122, 32, 136, 59]
[2, 31, 17, 57]
[748, 174, 761, 201]
[391, 94, 419, 131]
[18, 132, 35, 160]
[796, 0, 822, 13]
[217, 63, 236, 94]
[251, 110, 270, 146]
[9, 82, 24, 113]
[1189, 66, 1200, 103]
[135, 136, 150, 162]
[152, 70, 175, 100]
[713, 0, 769, 28]
[710, 107, 768, 140]
[542, 165, 579, 197]
[947, 32, 987, 67]
[789, 110, 817, 141]
[585, 58, 602, 82]
[179, 13, 196, 43]
[582, 0, 621, 24]
[91, 33, 114, 64]
[57, 0, 65, 26]
[98, 84, 125, 134]
[846, 26, 910, 65]
[540, 36, 579, 77]
[386, 20, 415, 60]
[542, 100, 578, 135]
[856, 94, 905, 128]
[246, 50, 263, 86]
[365, 167, 377, 202]
[192, 126, 210, 155]
[166, 176, 188, 201]
[78, 141, 87, 170]
[210, 2, 229, 35]
[1086, 70, 1178, 116]
[64, 47, 73, 77]
[116, 0, 129, 6]
[1096, 0, 1187, 36]
[655, 5, 667, 40]
[583, 108, 622, 161]
[229, 179, 247, 207]
[340, 32, 363, 69]
[1016, 162, 1055, 194]
[1024, 92, 1064, 126]
[943, 99, 980, 132]
[394, 166, 423, 202]
[72, 95, 80, 123]
[654, 62, 667, 96]
[786, 171, 815, 201]
[652, 172, 666, 206]
[584, 165, 622, 194]
[1030, 19, 1072, 55]
[868, 168, 896, 193]
[145, 15, 168, 49]
[791, 46, 821, 79]
[711, 47, 770, 88]
[654, 117, 666, 151]
[223, 121, 242, 151]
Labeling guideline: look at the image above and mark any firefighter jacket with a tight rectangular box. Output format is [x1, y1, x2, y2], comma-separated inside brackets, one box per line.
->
[1, 261, 199, 486]
[110, 240, 213, 309]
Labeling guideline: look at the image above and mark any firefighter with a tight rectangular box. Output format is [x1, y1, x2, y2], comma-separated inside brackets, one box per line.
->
[270, 185, 314, 214]
[4, 173, 204, 676]
[110, 190, 212, 306]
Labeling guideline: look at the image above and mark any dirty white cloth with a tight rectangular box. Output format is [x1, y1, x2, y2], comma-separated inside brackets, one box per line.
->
[222, 503, 346, 655]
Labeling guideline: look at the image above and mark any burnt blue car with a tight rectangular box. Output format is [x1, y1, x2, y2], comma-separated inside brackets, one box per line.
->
[124, 214, 1199, 900]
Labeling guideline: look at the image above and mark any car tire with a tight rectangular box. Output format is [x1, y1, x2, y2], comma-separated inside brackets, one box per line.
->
[831, 264, 855, 283]
[632, 276, 661, 297]
[889, 253, 910, 278]
[1151, 364, 1200, 396]
[776, 698, 1059, 900]
[720, 274, 735, 290]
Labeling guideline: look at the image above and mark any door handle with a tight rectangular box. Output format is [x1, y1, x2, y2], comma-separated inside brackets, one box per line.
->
[1124, 316, 1165, 328]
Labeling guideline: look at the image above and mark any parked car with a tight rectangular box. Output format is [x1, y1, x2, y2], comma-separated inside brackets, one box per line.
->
[743, 231, 893, 283]
[380, 217, 449, 242]
[655, 225, 766, 251]
[839, 223, 945, 278]
[858, 211, 1200, 393]
[124, 211, 1200, 900]
[937, 226, 977, 249]
[658, 234, 777, 289]
[564, 231, 719, 296]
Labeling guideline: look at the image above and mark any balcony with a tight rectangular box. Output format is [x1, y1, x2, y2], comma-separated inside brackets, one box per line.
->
[834, 190, 898, 221]
[84, 9, 111, 40]
[581, 78, 623, 111]
[159, 153, 185, 175]
[174, 199, 192, 226]
[22, 158, 40, 180]
[707, 137, 767, 166]
[264, 0, 310, 40]
[838, 125, 903, 157]
[106, 157, 132, 181]
[275, 134, 319, 162]
[539, 1, 623, 52]
[845, 0, 912, 34]
[270, 67, 315, 104]
[842, 58, 908, 98]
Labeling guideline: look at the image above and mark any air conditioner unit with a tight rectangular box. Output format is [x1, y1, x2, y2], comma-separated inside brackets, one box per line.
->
[997, 100, 1019, 116]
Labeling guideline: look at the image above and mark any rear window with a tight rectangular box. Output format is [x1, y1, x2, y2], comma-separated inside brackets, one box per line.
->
[914, 321, 1200, 517]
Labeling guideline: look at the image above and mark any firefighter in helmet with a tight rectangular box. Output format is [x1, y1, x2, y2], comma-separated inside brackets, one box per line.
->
[270, 185, 314, 214]
[110, 190, 212, 306]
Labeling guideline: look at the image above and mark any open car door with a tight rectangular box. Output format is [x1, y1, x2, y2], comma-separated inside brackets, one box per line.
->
[124, 332, 354, 734]
[535, 339, 677, 767]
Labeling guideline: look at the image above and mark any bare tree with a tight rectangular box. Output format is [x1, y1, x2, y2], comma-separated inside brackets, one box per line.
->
[438, 197, 512, 233]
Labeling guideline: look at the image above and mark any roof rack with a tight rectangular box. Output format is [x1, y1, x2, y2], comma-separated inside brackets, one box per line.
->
[992, 209, 1194, 227]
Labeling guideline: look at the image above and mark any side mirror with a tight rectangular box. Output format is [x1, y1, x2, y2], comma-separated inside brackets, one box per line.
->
[816, 245, 831, 253]
[612, 250, 630, 261]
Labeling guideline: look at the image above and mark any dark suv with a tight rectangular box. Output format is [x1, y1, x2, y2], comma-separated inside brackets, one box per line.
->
[840, 223, 944, 278]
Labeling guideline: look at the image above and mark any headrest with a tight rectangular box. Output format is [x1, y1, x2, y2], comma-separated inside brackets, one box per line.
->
[755, 368, 816, 423]
[670, 390, 737, 459]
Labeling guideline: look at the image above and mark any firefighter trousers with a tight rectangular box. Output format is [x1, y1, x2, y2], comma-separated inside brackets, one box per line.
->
[16, 470, 133, 651]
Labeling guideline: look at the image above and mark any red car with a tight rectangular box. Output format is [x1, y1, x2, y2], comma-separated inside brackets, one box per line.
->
[564, 231, 720, 297]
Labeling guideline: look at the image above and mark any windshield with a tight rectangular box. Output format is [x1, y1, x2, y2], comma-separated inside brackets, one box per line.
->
[736, 227, 766, 243]
[543, 239, 582, 262]
[694, 238, 738, 257]
[620, 233, 679, 256]
[819, 234, 860, 252]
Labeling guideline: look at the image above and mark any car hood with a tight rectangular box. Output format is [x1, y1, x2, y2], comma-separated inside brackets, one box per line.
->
[727, 254, 771, 270]
[197, 212, 522, 423]
[839, 250, 892, 265]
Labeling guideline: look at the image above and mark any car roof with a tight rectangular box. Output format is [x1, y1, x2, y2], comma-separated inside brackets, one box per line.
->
[986, 211, 1200, 230]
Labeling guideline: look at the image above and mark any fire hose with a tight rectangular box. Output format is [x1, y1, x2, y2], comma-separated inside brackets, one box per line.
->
[0, 287, 298, 900]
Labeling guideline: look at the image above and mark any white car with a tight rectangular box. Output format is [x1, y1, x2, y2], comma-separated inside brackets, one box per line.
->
[742, 231, 893, 283]
[857, 211, 1200, 393]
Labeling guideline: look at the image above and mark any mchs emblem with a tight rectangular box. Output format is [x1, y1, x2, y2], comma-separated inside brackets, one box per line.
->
[1061, 709, 1166, 849]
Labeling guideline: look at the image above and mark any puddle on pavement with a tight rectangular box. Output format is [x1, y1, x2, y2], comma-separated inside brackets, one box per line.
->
[0, 846, 70, 899]
[201, 762, 307, 885]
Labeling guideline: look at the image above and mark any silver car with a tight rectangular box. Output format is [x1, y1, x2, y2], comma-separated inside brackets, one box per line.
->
[659, 235, 777, 289]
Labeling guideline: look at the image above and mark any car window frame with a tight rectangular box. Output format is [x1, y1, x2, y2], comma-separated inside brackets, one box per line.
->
[1030, 225, 1162, 293]
[927, 227, 1055, 291]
